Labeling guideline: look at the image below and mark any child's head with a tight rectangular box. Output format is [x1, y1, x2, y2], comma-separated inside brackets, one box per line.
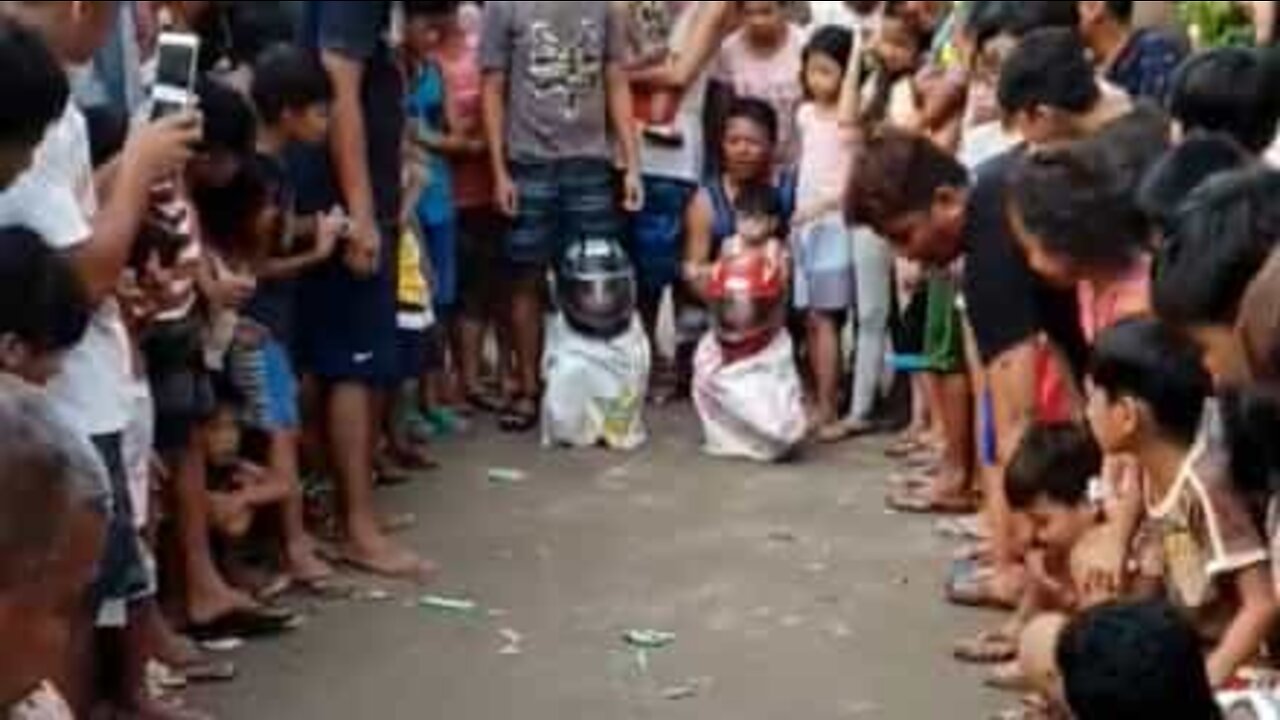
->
[845, 127, 970, 265]
[876, 8, 923, 76]
[1137, 134, 1249, 237]
[189, 78, 257, 190]
[734, 182, 782, 246]
[251, 43, 332, 145]
[193, 156, 283, 265]
[1008, 140, 1152, 288]
[1087, 318, 1212, 456]
[0, 227, 90, 385]
[1167, 47, 1280, 156]
[1005, 423, 1103, 553]
[998, 28, 1102, 146]
[403, 0, 461, 56]
[721, 98, 779, 183]
[0, 0, 116, 66]
[1152, 168, 1280, 386]
[0, 380, 107, 707]
[737, 1, 789, 48]
[801, 25, 853, 105]
[205, 378, 244, 468]
[1056, 601, 1223, 720]
[0, 16, 67, 189]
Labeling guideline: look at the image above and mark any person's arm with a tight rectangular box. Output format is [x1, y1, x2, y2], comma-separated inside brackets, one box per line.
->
[837, 31, 866, 129]
[682, 189, 716, 301]
[416, 77, 485, 159]
[605, 4, 642, 212]
[73, 113, 201, 302]
[1208, 564, 1278, 687]
[480, 2, 517, 216]
[260, 210, 346, 280]
[321, 49, 379, 277]
[629, 2, 735, 90]
[1254, 1, 1277, 46]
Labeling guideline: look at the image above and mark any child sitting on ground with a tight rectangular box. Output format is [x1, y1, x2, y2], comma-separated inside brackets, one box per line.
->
[542, 237, 651, 451]
[1087, 318, 1278, 688]
[693, 248, 806, 463]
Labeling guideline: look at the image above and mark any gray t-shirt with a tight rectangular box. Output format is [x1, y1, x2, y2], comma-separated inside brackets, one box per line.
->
[480, 0, 625, 163]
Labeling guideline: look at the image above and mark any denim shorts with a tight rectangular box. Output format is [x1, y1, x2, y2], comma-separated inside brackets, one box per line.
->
[507, 158, 621, 268]
[227, 335, 301, 432]
[630, 176, 696, 297]
[90, 434, 154, 615]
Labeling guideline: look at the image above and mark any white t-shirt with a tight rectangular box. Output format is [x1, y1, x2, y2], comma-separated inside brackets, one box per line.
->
[0, 101, 130, 437]
[640, 2, 711, 183]
[808, 1, 882, 39]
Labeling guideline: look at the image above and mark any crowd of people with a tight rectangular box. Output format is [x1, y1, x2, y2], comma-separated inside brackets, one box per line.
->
[2, 1, 1280, 718]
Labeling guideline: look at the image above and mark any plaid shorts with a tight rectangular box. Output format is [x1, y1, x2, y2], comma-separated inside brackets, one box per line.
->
[506, 158, 621, 268]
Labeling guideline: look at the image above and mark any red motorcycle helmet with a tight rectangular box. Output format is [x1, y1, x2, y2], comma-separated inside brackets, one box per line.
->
[707, 250, 786, 359]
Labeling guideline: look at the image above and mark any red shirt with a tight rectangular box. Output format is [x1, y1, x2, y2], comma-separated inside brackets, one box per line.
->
[431, 4, 492, 210]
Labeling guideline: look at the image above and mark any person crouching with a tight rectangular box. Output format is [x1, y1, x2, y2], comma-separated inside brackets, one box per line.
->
[693, 249, 806, 462]
[541, 238, 651, 451]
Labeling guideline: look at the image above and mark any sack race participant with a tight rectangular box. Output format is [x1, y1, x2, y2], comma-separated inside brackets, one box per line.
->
[693, 251, 806, 462]
[541, 238, 651, 451]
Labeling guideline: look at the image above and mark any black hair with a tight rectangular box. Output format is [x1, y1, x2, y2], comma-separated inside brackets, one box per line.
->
[845, 126, 970, 230]
[196, 78, 256, 157]
[998, 28, 1101, 115]
[1153, 168, 1280, 327]
[0, 226, 90, 354]
[1102, 1, 1135, 23]
[971, 2, 1081, 52]
[225, 0, 301, 68]
[1008, 140, 1152, 274]
[1089, 318, 1212, 446]
[404, 1, 463, 18]
[802, 25, 855, 100]
[251, 43, 333, 126]
[1167, 47, 1280, 154]
[1005, 422, 1103, 511]
[192, 157, 280, 261]
[1057, 602, 1223, 720]
[723, 97, 780, 146]
[734, 181, 782, 220]
[1137, 133, 1249, 235]
[0, 17, 69, 151]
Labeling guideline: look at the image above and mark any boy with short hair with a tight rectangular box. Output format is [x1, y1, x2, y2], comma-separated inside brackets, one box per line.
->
[1077, 0, 1185, 101]
[0, 15, 67, 189]
[481, 0, 643, 432]
[1167, 47, 1280, 157]
[0, 379, 109, 719]
[0, 226, 91, 385]
[1087, 318, 1278, 687]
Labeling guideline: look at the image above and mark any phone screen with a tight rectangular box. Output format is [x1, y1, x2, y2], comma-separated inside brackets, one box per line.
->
[155, 42, 197, 91]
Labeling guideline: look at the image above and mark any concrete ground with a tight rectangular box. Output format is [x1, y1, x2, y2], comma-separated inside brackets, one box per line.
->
[199, 407, 1006, 719]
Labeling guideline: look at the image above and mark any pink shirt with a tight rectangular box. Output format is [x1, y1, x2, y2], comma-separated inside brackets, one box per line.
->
[431, 4, 491, 209]
[715, 24, 805, 169]
[795, 102, 853, 214]
[1078, 258, 1152, 344]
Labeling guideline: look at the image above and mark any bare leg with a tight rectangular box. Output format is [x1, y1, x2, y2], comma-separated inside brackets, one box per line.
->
[935, 372, 974, 494]
[268, 432, 333, 583]
[171, 435, 257, 625]
[329, 382, 433, 580]
[806, 311, 843, 429]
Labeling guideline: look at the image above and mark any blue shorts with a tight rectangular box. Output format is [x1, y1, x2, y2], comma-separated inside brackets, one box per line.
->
[507, 158, 621, 268]
[630, 176, 696, 297]
[227, 335, 301, 432]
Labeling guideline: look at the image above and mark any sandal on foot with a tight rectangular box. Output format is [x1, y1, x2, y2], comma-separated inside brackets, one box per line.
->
[887, 486, 978, 516]
[954, 630, 1017, 665]
[187, 606, 300, 643]
[985, 661, 1033, 693]
[947, 571, 1022, 611]
[499, 397, 539, 433]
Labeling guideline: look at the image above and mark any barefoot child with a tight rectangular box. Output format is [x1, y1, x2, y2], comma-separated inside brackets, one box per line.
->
[542, 237, 652, 451]
[1088, 319, 1278, 688]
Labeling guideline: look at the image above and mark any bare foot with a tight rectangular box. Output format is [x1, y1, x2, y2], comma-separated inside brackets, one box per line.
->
[286, 540, 336, 585]
[113, 695, 214, 720]
[186, 585, 260, 628]
[339, 537, 439, 585]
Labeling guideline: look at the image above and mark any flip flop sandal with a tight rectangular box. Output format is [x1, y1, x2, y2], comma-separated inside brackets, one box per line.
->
[176, 659, 238, 685]
[954, 631, 1018, 665]
[336, 552, 441, 585]
[293, 576, 357, 601]
[887, 487, 978, 516]
[985, 661, 1033, 693]
[884, 437, 926, 459]
[187, 606, 301, 643]
[255, 575, 294, 603]
[499, 397, 539, 433]
[947, 572, 1021, 611]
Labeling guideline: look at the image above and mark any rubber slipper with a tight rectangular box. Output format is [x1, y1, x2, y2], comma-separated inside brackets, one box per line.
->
[947, 573, 1021, 611]
[187, 606, 301, 643]
[954, 631, 1017, 665]
[887, 487, 978, 516]
[176, 659, 238, 684]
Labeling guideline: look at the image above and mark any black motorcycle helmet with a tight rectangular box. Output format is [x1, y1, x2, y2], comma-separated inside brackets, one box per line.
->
[556, 237, 636, 340]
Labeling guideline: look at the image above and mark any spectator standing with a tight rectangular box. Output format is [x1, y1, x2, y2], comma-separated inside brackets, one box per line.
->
[1078, 1, 1186, 101]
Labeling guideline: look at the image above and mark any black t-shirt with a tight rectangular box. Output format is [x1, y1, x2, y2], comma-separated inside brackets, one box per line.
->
[962, 103, 1170, 372]
[244, 152, 298, 343]
[962, 148, 1089, 373]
